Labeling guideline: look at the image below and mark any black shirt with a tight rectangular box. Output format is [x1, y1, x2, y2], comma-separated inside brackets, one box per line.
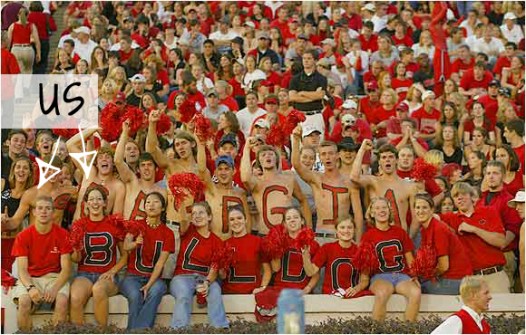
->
[1, 153, 12, 181]
[288, 70, 327, 112]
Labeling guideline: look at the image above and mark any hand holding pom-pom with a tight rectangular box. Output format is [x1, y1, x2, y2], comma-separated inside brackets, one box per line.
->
[193, 113, 215, 142]
[211, 243, 236, 271]
[353, 241, 378, 274]
[69, 218, 88, 251]
[410, 244, 437, 281]
[179, 99, 198, 123]
[124, 219, 145, 237]
[292, 227, 315, 250]
[411, 158, 438, 182]
[262, 225, 289, 260]
[168, 173, 206, 210]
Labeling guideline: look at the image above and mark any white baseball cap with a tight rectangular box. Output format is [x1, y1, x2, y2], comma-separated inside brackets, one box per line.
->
[302, 125, 322, 138]
[361, 3, 376, 12]
[74, 26, 91, 35]
[129, 74, 146, 82]
[342, 99, 357, 110]
[508, 190, 525, 208]
[504, 12, 517, 21]
[422, 90, 436, 101]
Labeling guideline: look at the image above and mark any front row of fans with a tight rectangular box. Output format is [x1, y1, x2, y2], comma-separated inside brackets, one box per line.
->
[11, 185, 472, 331]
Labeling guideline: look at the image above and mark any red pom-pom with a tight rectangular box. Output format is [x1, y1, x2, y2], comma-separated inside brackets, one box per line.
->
[193, 113, 215, 142]
[353, 241, 378, 274]
[168, 173, 206, 210]
[410, 244, 437, 280]
[52, 128, 78, 140]
[282, 110, 306, 135]
[411, 158, 438, 182]
[105, 214, 127, 240]
[155, 113, 172, 135]
[265, 123, 288, 148]
[100, 102, 126, 142]
[292, 227, 316, 250]
[211, 242, 236, 270]
[124, 219, 145, 237]
[1, 269, 16, 290]
[262, 225, 289, 259]
[123, 105, 147, 136]
[69, 217, 89, 251]
[179, 99, 198, 123]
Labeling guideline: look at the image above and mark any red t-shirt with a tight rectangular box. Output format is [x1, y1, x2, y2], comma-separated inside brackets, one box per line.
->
[166, 90, 206, 111]
[505, 172, 525, 197]
[119, 48, 135, 64]
[513, 144, 525, 175]
[359, 96, 381, 121]
[222, 234, 268, 294]
[127, 220, 175, 277]
[11, 224, 72, 277]
[473, 94, 498, 125]
[392, 78, 413, 101]
[493, 56, 512, 78]
[360, 225, 414, 275]
[440, 208, 506, 271]
[273, 235, 319, 290]
[358, 34, 378, 53]
[476, 190, 522, 251]
[312, 241, 360, 294]
[78, 217, 123, 274]
[219, 96, 239, 112]
[459, 69, 494, 91]
[411, 107, 441, 135]
[420, 218, 473, 279]
[175, 225, 223, 276]
[451, 58, 475, 78]
[391, 34, 413, 48]
[369, 105, 396, 138]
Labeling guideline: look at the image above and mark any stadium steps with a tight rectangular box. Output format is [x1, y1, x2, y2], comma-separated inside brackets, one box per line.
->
[46, 3, 67, 73]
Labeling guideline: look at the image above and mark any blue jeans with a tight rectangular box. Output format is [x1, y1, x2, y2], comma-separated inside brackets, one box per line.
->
[119, 274, 167, 329]
[421, 278, 462, 295]
[371, 272, 411, 286]
[169, 274, 229, 329]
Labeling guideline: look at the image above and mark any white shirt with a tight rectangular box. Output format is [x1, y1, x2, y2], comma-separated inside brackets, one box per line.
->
[472, 37, 505, 58]
[344, 50, 369, 77]
[412, 43, 435, 61]
[236, 107, 267, 138]
[459, 20, 480, 37]
[196, 75, 214, 94]
[431, 306, 486, 334]
[242, 69, 266, 91]
[73, 39, 98, 64]
[500, 24, 525, 44]
[209, 29, 240, 42]
[371, 15, 388, 33]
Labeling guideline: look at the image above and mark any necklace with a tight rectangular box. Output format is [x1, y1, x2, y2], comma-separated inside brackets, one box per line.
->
[146, 217, 160, 229]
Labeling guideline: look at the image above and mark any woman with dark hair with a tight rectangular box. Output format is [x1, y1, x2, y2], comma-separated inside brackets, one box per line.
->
[302, 217, 370, 296]
[221, 205, 271, 294]
[463, 150, 487, 188]
[464, 127, 495, 161]
[435, 102, 463, 143]
[438, 193, 456, 214]
[269, 27, 284, 58]
[270, 207, 320, 294]
[392, 62, 413, 101]
[215, 54, 234, 82]
[501, 56, 525, 97]
[28, 1, 54, 74]
[120, 192, 175, 330]
[90, 46, 109, 75]
[435, 124, 464, 165]
[53, 48, 75, 74]
[1, 156, 34, 273]
[143, 65, 166, 101]
[259, 56, 281, 91]
[214, 111, 245, 152]
[140, 91, 159, 112]
[463, 102, 496, 145]
[169, 201, 229, 329]
[168, 48, 186, 89]
[494, 144, 524, 196]
[360, 197, 420, 322]
[69, 185, 128, 326]
[414, 193, 473, 295]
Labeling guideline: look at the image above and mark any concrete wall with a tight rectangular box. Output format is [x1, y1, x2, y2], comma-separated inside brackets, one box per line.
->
[3, 293, 524, 333]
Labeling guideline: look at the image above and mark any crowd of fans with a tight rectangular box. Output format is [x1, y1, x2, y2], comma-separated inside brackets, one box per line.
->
[0, 0, 525, 332]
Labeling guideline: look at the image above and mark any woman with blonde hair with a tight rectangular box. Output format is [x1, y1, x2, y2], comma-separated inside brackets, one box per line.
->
[424, 149, 446, 172]
[98, 78, 118, 110]
[403, 83, 423, 113]
[412, 30, 435, 60]
[370, 88, 397, 139]
[435, 125, 464, 165]
[361, 197, 420, 322]
[377, 71, 393, 92]
[108, 66, 130, 93]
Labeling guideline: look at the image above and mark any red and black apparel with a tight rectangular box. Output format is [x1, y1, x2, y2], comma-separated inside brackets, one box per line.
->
[360, 225, 414, 276]
[71, 215, 124, 283]
[222, 234, 269, 294]
[126, 220, 176, 277]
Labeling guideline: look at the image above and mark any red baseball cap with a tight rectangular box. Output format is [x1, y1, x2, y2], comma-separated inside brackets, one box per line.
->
[396, 101, 409, 113]
[366, 81, 379, 91]
[114, 92, 126, 103]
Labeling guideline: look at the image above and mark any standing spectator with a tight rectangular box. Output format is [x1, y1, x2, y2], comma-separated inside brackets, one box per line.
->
[507, 190, 525, 291]
[10, 196, 72, 332]
[289, 50, 328, 134]
[441, 182, 509, 293]
[1, 31, 20, 132]
[28, 1, 55, 74]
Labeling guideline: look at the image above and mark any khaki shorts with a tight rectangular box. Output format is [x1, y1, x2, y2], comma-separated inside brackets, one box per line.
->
[11, 272, 70, 305]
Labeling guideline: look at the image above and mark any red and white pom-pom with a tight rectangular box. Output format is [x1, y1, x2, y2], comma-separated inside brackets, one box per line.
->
[410, 244, 437, 280]
[411, 158, 438, 182]
[168, 173, 206, 210]
[211, 243, 236, 270]
[178, 99, 198, 123]
[100, 102, 126, 142]
[292, 227, 316, 250]
[262, 225, 289, 259]
[69, 217, 89, 251]
[123, 105, 147, 136]
[193, 113, 215, 142]
[353, 241, 378, 274]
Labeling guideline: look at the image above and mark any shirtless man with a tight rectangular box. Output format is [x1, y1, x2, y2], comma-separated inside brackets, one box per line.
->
[351, 140, 418, 236]
[2, 156, 77, 230]
[66, 128, 125, 220]
[115, 121, 165, 220]
[241, 138, 311, 236]
[292, 127, 363, 242]
[196, 136, 250, 240]
[146, 110, 201, 277]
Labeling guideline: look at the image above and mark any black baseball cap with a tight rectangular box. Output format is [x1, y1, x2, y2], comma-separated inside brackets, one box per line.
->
[489, 79, 500, 87]
[338, 137, 359, 152]
[219, 134, 238, 147]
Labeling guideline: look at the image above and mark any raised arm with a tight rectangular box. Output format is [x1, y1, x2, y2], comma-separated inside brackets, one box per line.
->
[195, 134, 213, 189]
[350, 139, 375, 187]
[112, 181, 126, 215]
[146, 110, 170, 170]
[350, 186, 364, 242]
[66, 127, 99, 179]
[291, 125, 316, 184]
[240, 137, 257, 191]
[114, 121, 136, 183]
